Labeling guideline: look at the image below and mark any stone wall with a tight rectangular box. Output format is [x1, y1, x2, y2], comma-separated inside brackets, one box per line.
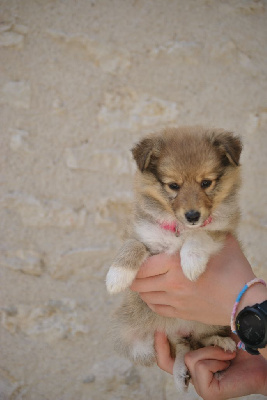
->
[0, 1, 267, 399]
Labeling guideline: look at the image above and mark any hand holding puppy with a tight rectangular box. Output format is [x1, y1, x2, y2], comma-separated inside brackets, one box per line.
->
[132, 234, 267, 398]
[131, 235, 257, 324]
[154, 331, 267, 400]
[130, 235, 267, 327]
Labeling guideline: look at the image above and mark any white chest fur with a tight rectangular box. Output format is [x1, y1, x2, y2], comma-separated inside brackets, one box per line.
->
[134, 220, 223, 281]
[134, 221, 183, 255]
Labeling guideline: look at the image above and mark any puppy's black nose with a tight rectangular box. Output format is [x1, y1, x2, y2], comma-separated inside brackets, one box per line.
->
[185, 210, 201, 223]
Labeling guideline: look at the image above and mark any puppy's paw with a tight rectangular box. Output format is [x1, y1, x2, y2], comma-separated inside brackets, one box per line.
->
[173, 360, 190, 393]
[202, 335, 236, 352]
[218, 337, 236, 353]
[180, 249, 207, 281]
[106, 266, 137, 294]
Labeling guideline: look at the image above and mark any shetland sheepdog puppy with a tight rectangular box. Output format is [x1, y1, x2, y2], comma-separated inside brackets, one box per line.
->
[106, 126, 242, 391]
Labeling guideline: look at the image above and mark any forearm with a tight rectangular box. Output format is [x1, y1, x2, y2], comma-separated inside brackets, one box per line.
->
[236, 283, 267, 317]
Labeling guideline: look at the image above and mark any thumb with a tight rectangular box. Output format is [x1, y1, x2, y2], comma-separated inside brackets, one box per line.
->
[192, 359, 231, 397]
[154, 331, 174, 374]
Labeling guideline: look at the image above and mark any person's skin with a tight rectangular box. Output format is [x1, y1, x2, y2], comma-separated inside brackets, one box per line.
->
[130, 235, 267, 397]
[130, 236, 267, 326]
[154, 331, 267, 400]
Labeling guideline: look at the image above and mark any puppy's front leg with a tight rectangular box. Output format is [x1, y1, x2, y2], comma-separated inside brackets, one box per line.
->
[200, 334, 236, 352]
[173, 338, 191, 392]
[180, 232, 223, 281]
[106, 239, 149, 294]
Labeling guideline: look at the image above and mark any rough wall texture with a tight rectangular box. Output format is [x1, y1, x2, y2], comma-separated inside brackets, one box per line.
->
[0, 1, 267, 399]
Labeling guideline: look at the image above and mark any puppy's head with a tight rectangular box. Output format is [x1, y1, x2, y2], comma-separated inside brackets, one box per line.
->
[132, 127, 242, 227]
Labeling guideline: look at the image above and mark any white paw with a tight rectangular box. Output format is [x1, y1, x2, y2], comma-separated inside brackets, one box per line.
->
[106, 266, 137, 294]
[173, 359, 190, 392]
[203, 336, 236, 352]
[216, 337, 236, 352]
[180, 250, 207, 281]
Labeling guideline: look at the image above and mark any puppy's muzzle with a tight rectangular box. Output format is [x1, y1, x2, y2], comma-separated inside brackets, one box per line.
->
[185, 210, 201, 224]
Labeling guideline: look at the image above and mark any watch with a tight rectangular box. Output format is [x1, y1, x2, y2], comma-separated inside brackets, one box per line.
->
[236, 300, 267, 355]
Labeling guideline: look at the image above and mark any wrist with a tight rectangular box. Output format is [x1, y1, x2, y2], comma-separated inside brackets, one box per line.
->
[236, 284, 267, 315]
[231, 279, 267, 334]
[233, 282, 267, 356]
[223, 273, 257, 326]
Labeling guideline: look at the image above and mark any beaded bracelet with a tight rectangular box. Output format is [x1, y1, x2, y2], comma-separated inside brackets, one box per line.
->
[231, 278, 267, 351]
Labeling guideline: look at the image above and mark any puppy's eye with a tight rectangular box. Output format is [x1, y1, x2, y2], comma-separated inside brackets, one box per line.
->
[201, 180, 212, 188]
[168, 183, 180, 190]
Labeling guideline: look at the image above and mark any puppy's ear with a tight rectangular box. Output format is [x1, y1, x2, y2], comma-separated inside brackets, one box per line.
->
[131, 136, 163, 172]
[210, 131, 243, 166]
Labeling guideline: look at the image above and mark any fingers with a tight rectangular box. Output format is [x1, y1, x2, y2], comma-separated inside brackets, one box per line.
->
[192, 359, 231, 398]
[185, 346, 236, 371]
[154, 331, 174, 374]
[134, 253, 178, 279]
[139, 291, 168, 304]
[196, 359, 231, 375]
[131, 274, 167, 292]
[154, 334, 237, 400]
[185, 346, 236, 385]
[131, 254, 181, 292]
[185, 347, 236, 400]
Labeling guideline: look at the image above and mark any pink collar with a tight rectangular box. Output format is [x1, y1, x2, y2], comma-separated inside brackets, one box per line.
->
[160, 216, 213, 236]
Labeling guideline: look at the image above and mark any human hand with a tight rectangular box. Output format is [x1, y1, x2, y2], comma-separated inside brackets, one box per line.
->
[154, 331, 267, 400]
[130, 236, 267, 326]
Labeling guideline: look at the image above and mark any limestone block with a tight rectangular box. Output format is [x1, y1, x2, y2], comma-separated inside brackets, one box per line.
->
[238, 51, 254, 72]
[0, 31, 24, 48]
[1, 299, 90, 341]
[242, 110, 267, 196]
[210, 39, 238, 63]
[9, 128, 30, 152]
[0, 22, 12, 32]
[245, 110, 267, 136]
[1, 193, 86, 228]
[237, 0, 265, 14]
[65, 145, 134, 175]
[90, 356, 134, 383]
[88, 356, 140, 394]
[51, 97, 66, 115]
[0, 249, 43, 276]
[258, 109, 267, 128]
[0, 367, 26, 400]
[98, 88, 179, 132]
[150, 40, 201, 64]
[0, 81, 31, 109]
[51, 246, 112, 280]
[209, 38, 255, 72]
[47, 29, 130, 74]
[88, 358, 165, 400]
[95, 192, 133, 231]
[13, 24, 29, 35]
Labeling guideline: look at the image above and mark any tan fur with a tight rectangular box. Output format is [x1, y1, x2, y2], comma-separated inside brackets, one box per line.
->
[106, 126, 242, 392]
